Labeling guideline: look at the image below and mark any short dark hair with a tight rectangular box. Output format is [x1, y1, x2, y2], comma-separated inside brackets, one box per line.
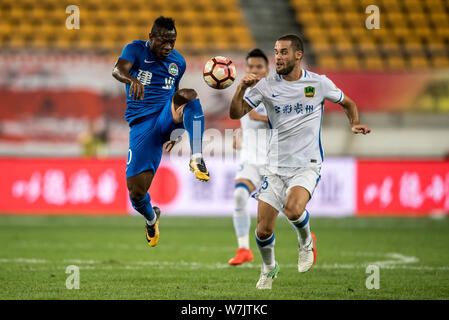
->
[277, 34, 304, 52]
[246, 48, 269, 65]
[151, 16, 176, 35]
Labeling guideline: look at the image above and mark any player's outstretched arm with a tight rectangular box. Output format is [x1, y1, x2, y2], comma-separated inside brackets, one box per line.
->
[112, 58, 145, 101]
[229, 74, 259, 119]
[339, 95, 371, 135]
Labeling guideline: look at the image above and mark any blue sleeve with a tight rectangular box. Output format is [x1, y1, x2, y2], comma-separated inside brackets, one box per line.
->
[119, 42, 139, 65]
[175, 60, 186, 88]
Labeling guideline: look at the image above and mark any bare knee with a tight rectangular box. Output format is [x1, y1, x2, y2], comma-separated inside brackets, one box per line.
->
[127, 178, 149, 202]
[128, 186, 146, 202]
[173, 88, 198, 108]
[284, 201, 306, 220]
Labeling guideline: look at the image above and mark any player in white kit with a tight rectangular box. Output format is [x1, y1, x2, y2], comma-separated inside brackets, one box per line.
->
[228, 49, 270, 266]
[229, 34, 371, 289]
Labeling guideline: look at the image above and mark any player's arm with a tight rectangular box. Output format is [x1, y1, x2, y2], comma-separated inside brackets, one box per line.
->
[339, 95, 371, 134]
[229, 74, 260, 119]
[233, 128, 242, 150]
[112, 58, 144, 101]
[248, 110, 268, 123]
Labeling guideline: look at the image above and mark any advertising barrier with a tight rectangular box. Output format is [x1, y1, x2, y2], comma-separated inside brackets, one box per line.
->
[0, 158, 448, 217]
[357, 160, 449, 216]
[0, 158, 127, 215]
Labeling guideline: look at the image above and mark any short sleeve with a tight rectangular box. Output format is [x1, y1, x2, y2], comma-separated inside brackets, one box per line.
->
[119, 42, 139, 65]
[243, 79, 266, 109]
[321, 75, 344, 103]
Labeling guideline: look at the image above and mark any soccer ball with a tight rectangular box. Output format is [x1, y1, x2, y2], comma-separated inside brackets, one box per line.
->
[203, 56, 236, 89]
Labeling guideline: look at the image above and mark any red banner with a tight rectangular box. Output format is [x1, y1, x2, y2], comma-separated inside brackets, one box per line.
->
[0, 158, 128, 215]
[1, 158, 448, 217]
[357, 160, 449, 216]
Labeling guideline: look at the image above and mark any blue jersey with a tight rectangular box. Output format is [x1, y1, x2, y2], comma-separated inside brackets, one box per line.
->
[119, 40, 186, 124]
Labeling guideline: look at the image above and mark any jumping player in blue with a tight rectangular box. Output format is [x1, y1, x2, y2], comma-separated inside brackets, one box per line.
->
[112, 16, 209, 247]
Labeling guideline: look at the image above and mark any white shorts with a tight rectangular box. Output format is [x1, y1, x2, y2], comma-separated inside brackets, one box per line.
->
[254, 165, 322, 212]
[235, 162, 266, 188]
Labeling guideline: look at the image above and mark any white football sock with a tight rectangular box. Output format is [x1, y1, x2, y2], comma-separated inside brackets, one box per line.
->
[191, 153, 202, 161]
[255, 231, 276, 272]
[288, 210, 311, 247]
[233, 185, 250, 249]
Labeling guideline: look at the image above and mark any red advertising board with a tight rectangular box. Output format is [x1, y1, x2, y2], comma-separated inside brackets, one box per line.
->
[1, 158, 448, 217]
[357, 160, 449, 216]
[0, 158, 128, 215]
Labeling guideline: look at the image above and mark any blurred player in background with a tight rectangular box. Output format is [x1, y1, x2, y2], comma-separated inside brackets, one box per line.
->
[78, 118, 109, 158]
[228, 49, 270, 266]
[230, 34, 371, 289]
[112, 16, 209, 248]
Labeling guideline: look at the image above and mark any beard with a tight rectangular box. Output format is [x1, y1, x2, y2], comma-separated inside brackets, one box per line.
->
[276, 62, 295, 75]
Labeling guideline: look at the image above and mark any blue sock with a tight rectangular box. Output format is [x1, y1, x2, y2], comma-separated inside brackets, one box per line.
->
[130, 193, 156, 224]
[182, 98, 204, 156]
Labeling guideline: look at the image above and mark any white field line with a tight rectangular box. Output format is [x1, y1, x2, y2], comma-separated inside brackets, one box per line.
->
[8, 243, 235, 252]
[1, 252, 448, 271]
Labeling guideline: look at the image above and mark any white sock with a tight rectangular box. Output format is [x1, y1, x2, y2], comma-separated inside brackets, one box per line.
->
[237, 235, 250, 249]
[255, 231, 276, 272]
[233, 185, 250, 249]
[288, 210, 311, 247]
[191, 153, 202, 161]
[146, 216, 157, 226]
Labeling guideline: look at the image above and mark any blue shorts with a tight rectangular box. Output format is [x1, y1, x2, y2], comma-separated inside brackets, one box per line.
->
[126, 102, 184, 178]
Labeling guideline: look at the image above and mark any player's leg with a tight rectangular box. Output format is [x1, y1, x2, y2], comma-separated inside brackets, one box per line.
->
[284, 186, 312, 246]
[126, 116, 164, 247]
[228, 177, 255, 265]
[284, 178, 319, 272]
[127, 170, 155, 222]
[172, 89, 209, 181]
[252, 173, 283, 289]
[255, 200, 280, 289]
[127, 170, 162, 247]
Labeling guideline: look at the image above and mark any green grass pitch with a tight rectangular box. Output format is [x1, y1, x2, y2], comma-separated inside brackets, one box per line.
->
[0, 215, 448, 300]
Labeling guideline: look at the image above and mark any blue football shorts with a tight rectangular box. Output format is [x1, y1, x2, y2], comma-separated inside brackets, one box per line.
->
[126, 102, 184, 178]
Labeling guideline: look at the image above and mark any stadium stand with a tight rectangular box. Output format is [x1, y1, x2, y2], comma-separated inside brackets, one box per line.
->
[290, 0, 449, 70]
[0, 0, 448, 157]
[0, 0, 256, 55]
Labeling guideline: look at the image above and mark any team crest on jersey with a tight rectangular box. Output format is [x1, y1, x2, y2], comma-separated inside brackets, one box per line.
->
[169, 63, 179, 76]
[304, 86, 315, 98]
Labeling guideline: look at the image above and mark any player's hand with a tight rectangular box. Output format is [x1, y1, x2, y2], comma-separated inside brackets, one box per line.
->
[129, 78, 145, 100]
[164, 140, 177, 153]
[172, 103, 186, 123]
[351, 124, 371, 135]
[240, 73, 260, 89]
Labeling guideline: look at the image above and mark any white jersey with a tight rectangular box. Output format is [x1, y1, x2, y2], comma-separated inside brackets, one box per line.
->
[239, 91, 269, 165]
[244, 69, 344, 168]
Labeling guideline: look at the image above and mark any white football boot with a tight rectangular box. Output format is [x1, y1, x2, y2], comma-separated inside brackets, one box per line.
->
[298, 233, 317, 273]
[256, 263, 280, 290]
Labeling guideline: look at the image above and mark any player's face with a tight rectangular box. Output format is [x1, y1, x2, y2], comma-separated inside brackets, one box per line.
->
[149, 29, 177, 60]
[246, 57, 269, 78]
[274, 40, 300, 75]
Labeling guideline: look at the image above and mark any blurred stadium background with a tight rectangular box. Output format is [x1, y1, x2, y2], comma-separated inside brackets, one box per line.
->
[1, 0, 449, 301]
[0, 0, 448, 218]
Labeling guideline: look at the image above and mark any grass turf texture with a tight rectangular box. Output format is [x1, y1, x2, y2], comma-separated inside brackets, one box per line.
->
[0, 215, 448, 300]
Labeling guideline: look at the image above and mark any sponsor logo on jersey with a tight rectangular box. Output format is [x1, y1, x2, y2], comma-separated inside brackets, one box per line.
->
[169, 63, 179, 76]
[304, 86, 315, 98]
